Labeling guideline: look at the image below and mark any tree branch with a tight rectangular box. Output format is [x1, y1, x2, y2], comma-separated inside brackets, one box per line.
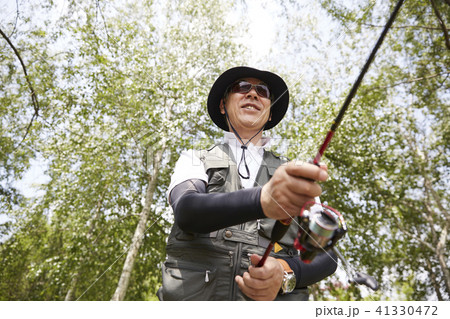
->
[95, 0, 112, 45]
[425, 259, 444, 300]
[0, 26, 40, 148]
[395, 219, 435, 251]
[9, 0, 20, 37]
[429, 0, 450, 50]
[362, 22, 442, 31]
[367, 72, 450, 92]
[424, 175, 450, 222]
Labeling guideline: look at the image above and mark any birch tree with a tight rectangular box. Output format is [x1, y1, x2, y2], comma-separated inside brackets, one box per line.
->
[303, 0, 449, 300]
[1, 0, 242, 300]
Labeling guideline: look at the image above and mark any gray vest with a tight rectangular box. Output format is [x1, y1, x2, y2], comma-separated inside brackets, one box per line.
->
[160, 144, 309, 301]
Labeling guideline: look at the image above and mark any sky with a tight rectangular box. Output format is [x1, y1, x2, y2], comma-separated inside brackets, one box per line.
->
[1, 0, 331, 200]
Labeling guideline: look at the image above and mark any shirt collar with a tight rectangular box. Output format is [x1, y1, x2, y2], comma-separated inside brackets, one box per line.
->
[223, 131, 271, 150]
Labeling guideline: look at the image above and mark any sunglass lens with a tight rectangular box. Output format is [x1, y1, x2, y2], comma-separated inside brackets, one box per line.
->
[256, 85, 270, 99]
[231, 81, 270, 99]
[232, 82, 251, 93]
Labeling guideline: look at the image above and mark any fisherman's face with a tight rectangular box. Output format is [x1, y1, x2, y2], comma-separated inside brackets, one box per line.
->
[220, 77, 272, 134]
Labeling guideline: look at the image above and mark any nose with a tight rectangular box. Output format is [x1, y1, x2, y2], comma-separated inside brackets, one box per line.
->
[246, 87, 259, 100]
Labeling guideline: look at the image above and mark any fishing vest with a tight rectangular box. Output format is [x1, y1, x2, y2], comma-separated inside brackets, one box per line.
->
[160, 144, 309, 301]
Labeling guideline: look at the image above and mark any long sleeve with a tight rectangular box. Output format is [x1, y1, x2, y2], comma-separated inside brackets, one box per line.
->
[284, 251, 338, 287]
[169, 179, 266, 233]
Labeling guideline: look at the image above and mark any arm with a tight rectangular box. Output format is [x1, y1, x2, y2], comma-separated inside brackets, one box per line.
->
[235, 252, 338, 301]
[170, 161, 328, 233]
[284, 251, 338, 287]
[169, 179, 266, 233]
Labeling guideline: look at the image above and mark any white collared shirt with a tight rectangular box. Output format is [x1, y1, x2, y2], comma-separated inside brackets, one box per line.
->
[167, 132, 272, 196]
[223, 131, 271, 189]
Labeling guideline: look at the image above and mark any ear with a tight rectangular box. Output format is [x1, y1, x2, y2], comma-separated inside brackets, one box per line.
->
[219, 99, 226, 115]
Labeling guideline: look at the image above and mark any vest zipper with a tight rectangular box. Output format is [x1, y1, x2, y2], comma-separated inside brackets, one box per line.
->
[230, 223, 244, 300]
[228, 251, 234, 267]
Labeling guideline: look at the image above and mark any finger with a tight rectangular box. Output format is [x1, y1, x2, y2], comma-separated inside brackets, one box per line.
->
[284, 175, 323, 198]
[250, 254, 262, 266]
[242, 271, 271, 290]
[235, 275, 244, 289]
[262, 192, 311, 220]
[247, 255, 279, 281]
[285, 161, 328, 181]
[247, 268, 276, 285]
[235, 275, 269, 300]
[247, 256, 271, 280]
[274, 164, 324, 198]
[271, 168, 322, 199]
[235, 273, 264, 300]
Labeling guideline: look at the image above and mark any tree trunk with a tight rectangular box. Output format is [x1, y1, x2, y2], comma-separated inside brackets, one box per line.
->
[423, 174, 450, 297]
[112, 97, 173, 301]
[111, 146, 164, 301]
[65, 273, 79, 301]
[425, 259, 443, 301]
[436, 225, 450, 296]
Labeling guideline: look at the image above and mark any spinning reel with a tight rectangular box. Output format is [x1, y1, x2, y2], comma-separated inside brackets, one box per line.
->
[293, 201, 379, 291]
[294, 201, 347, 264]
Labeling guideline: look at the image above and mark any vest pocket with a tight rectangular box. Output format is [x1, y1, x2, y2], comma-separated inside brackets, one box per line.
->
[161, 260, 217, 301]
[206, 168, 228, 193]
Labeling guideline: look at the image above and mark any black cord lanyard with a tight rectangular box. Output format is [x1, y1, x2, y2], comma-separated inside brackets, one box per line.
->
[222, 105, 267, 180]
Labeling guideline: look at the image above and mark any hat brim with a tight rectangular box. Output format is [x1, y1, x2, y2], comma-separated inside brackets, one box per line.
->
[207, 66, 289, 131]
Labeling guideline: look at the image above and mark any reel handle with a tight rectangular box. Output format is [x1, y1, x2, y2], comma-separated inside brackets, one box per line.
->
[352, 272, 379, 291]
[333, 247, 379, 291]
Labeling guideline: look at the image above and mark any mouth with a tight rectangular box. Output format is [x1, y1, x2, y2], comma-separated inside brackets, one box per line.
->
[241, 103, 261, 111]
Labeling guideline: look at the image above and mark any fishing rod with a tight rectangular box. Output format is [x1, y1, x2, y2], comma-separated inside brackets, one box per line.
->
[256, 0, 405, 289]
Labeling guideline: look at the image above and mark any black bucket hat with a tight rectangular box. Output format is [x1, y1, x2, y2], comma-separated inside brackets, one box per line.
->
[207, 66, 289, 131]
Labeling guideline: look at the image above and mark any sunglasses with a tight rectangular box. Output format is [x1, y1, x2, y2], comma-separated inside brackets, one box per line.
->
[230, 81, 271, 99]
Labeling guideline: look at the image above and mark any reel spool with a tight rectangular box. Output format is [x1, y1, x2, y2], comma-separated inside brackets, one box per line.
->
[294, 202, 347, 263]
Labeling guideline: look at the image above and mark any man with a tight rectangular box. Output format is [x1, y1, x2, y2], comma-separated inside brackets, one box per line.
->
[159, 66, 337, 301]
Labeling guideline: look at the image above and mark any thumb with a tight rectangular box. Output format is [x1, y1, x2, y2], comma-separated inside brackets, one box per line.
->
[250, 254, 262, 266]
